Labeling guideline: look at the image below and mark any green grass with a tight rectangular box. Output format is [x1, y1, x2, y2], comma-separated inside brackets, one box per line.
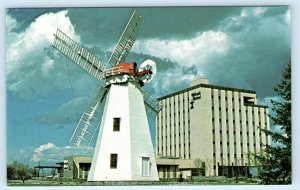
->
[7, 178, 260, 186]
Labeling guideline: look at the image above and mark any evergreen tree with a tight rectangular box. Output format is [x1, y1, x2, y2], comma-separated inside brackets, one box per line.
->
[256, 61, 291, 184]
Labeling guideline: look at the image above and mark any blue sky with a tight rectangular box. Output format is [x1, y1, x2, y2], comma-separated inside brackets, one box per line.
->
[6, 7, 291, 166]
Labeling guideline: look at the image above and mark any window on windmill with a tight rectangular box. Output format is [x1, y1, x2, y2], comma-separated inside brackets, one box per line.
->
[110, 154, 118, 169]
[142, 157, 150, 177]
[113, 118, 121, 131]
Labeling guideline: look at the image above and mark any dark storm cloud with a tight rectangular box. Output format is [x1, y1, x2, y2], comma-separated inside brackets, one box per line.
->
[65, 7, 290, 99]
[138, 7, 241, 39]
[66, 7, 241, 49]
[7, 7, 290, 99]
[203, 6, 290, 98]
[67, 8, 136, 50]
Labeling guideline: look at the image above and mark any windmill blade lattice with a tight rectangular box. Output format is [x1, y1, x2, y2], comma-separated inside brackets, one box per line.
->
[52, 29, 105, 81]
[140, 88, 163, 118]
[69, 86, 108, 148]
[108, 10, 143, 66]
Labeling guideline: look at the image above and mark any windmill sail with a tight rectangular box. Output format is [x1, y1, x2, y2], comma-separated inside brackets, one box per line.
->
[140, 88, 163, 118]
[108, 10, 143, 66]
[69, 86, 108, 148]
[52, 29, 105, 81]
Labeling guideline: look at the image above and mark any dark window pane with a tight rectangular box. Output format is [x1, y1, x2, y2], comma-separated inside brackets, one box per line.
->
[110, 154, 118, 169]
[113, 118, 121, 131]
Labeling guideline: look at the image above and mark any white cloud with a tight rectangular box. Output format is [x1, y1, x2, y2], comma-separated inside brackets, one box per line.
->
[258, 96, 288, 143]
[6, 10, 78, 76]
[133, 31, 233, 67]
[131, 31, 236, 96]
[258, 96, 275, 108]
[28, 143, 93, 165]
[241, 7, 268, 18]
[258, 96, 283, 111]
[34, 142, 55, 152]
[6, 14, 17, 29]
[6, 10, 84, 99]
[147, 64, 200, 97]
[31, 143, 56, 162]
[285, 8, 291, 24]
[41, 57, 54, 76]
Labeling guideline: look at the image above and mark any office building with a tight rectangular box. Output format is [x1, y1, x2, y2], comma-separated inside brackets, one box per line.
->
[156, 79, 270, 177]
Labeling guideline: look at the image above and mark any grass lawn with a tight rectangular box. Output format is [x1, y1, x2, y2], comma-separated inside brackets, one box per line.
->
[8, 178, 260, 186]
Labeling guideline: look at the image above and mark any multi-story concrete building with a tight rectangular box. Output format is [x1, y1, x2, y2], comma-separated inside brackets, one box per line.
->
[156, 79, 270, 178]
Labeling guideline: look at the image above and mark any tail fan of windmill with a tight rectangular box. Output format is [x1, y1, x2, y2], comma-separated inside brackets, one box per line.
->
[69, 86, 108, 148]
[139, 59, 157, 83]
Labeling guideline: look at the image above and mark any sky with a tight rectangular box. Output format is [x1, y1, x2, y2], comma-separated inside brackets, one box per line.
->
[5, 6, 291, 167]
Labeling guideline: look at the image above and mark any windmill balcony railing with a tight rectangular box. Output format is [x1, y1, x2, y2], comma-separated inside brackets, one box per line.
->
[105, 65, 124, 77]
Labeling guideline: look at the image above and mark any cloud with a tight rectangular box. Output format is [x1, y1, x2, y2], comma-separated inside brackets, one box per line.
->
[6, 14, 17, 30]
[258, 96, 278, 125]
[257, 96, 281, 109]
[132, 7, 290, 98]
[31, 143, 56, 162]
[28, 143, 94, 165]
[134, 31, 233, 67]
[258, 96, 288, 146]
[34, 143, 55, 152]
[132, 31, 235, 96]
[147, 63, 200, 97]
[7, 143, 94, 165]
[6, 7, 290, 100]
[6, 10, 86, 99]
[203, 7, 290, 97]
[6, 7, 291, 166]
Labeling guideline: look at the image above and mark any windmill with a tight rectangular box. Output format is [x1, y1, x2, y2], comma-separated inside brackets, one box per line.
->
[52, 10, 162, 181]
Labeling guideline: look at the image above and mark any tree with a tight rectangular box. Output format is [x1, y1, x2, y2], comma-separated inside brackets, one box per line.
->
[7, 165, 15, 180]
[255, 61, 291, 184]
[193, 158, 205, 177]
[204, 157, 214, 176]
[7, 161, 33, 183]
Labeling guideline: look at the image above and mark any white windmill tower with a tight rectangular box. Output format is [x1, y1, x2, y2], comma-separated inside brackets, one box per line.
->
[52, 10, 162, 181]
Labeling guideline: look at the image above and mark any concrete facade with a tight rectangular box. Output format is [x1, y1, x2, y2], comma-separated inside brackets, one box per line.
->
[156, 158, 196, 179]
[88, 81, 158, 181]
[156, 79, 270, 177]
[63, 156, 92, 179]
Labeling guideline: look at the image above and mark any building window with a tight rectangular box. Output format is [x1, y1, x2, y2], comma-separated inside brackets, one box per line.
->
[110, 154, 118, 169]
[113, 118, 121, 131]
[142, 157, 150, 177]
